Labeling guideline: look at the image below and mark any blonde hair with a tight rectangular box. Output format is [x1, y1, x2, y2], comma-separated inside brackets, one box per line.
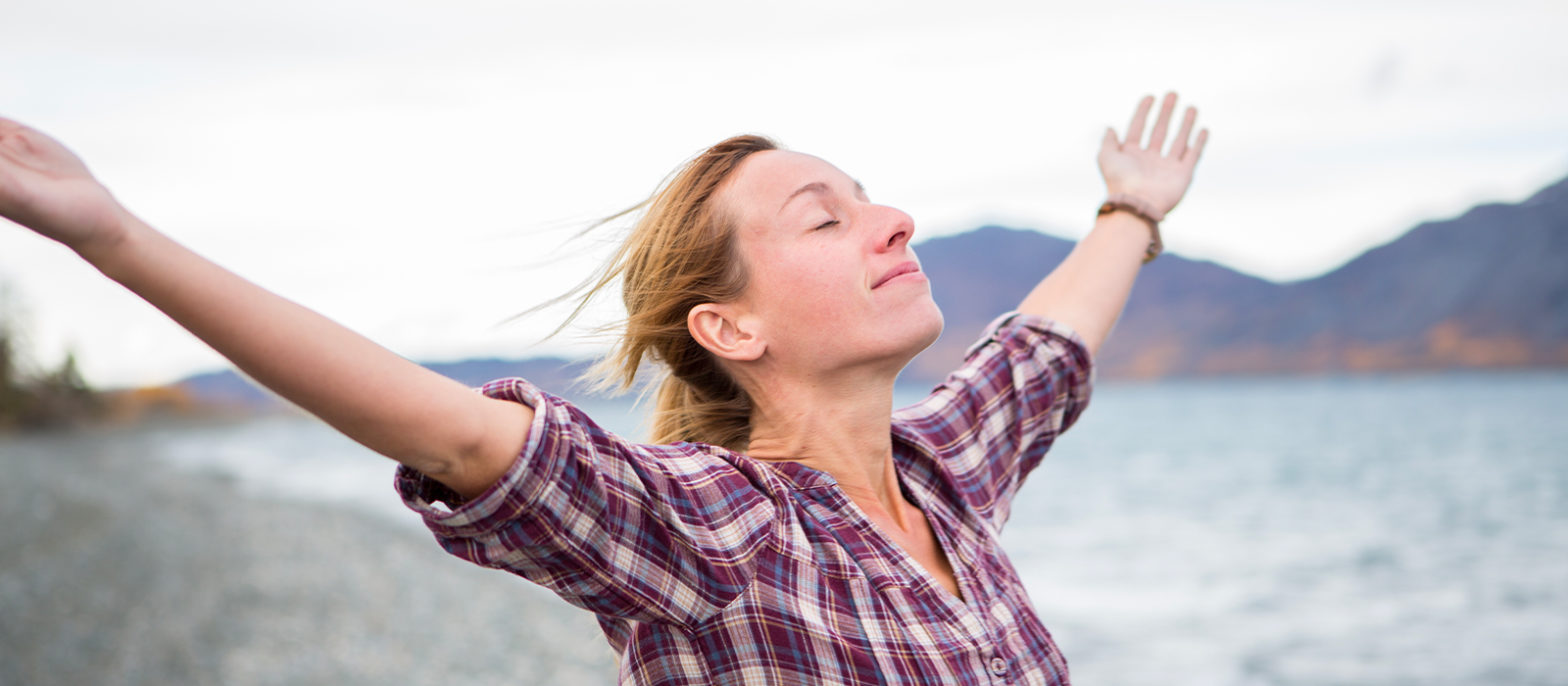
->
[548, 134, 778, 451]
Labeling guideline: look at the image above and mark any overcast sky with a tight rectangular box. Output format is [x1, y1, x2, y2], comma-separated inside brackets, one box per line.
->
[2, 0, 1565, 388]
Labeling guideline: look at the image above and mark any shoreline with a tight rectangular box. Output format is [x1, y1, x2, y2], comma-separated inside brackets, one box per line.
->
[0, 426, 617, 685]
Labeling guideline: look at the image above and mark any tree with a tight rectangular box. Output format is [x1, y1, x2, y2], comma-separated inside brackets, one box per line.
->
[0, 285, 100, 429]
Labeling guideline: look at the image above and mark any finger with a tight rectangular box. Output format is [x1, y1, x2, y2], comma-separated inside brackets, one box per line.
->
[1147, 92, 1178, 155]
[1125, 95, 1155, 149]
[1169, 107, 1197, 160]
[1185, 128, 1210, 165]
[1100, 126, 1121, 153]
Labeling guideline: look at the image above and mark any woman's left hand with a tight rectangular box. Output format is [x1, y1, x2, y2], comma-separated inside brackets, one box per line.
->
[1097, 92, 1209, 216]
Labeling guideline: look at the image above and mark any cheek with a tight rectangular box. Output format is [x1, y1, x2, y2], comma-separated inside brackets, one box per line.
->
[750, 245, 859, 328]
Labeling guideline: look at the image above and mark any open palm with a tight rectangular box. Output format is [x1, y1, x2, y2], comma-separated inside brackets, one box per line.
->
[0, 117, 128, 253]
[1097, 92, 1209, 217]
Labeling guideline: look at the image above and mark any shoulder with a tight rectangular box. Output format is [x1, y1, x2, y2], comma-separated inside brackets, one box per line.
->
[958, 311, 1096, 379]
[400, 377, 795, 532]
[895, 310, 1095, 426]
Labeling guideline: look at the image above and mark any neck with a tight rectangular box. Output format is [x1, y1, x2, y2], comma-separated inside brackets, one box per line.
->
[744, 366, 910, 520]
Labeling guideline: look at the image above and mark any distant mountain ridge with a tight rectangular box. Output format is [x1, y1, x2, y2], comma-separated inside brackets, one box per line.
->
[176, 357, 595, 410]
[177, 173, 1568, 407]
[912, 173, 1568, 381]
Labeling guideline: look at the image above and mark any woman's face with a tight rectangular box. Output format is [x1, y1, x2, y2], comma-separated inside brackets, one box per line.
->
[717, 149, 944, 378]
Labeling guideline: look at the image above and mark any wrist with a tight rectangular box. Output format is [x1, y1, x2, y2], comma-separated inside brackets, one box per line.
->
[1102, 192, 1166, 222]
[77, 208, 146, 276]
[1096, 198, 1162, 264]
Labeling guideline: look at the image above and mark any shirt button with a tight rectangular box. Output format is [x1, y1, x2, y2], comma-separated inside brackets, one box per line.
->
[988, 655, 1009, 676]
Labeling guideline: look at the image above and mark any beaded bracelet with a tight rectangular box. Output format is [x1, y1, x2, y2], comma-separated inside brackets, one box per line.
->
[1096, 193, 1164, 264]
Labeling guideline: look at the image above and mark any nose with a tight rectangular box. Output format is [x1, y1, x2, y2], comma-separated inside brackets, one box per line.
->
[871, 204, 916, 253]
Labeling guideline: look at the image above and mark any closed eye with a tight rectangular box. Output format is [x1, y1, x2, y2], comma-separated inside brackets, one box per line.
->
[814, 219, 840, 231]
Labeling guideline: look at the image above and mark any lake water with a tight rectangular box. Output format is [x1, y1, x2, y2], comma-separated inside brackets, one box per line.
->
[122, 371, 1568, 684]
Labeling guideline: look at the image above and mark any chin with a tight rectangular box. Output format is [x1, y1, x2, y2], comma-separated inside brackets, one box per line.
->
[894, 299, 945, 359]
[917, 301, 945, 350]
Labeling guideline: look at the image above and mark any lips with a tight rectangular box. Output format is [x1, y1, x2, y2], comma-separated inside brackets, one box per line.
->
[873, 261, 921, 289]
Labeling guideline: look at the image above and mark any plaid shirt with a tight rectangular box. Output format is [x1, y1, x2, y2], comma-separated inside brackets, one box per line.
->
[397, 311, 1094, 685]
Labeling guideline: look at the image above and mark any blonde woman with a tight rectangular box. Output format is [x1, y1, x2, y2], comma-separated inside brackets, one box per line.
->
[0, 92, 1207, 685]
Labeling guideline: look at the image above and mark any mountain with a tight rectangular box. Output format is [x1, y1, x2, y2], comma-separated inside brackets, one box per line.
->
[175, 173, 1568, 406]
[177, 357, 595, 411]
[909, 174, 1568, 381]
[905, 225, 1289, 381]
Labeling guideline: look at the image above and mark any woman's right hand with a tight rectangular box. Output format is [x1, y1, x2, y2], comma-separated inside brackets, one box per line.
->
[0, 117, 132, 258]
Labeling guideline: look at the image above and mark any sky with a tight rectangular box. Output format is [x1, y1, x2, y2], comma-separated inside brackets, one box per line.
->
[1, 0, 1565, 388]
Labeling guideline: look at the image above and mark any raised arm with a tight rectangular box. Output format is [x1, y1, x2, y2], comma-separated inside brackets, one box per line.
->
[0, 117, 527, 498]
[1018, 92, 1209, 355]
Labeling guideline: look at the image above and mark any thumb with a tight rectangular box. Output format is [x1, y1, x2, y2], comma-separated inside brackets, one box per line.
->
[1100, 126, 1120, 152]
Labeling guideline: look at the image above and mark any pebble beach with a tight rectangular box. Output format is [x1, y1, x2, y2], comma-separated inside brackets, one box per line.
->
[0, 422, 618, 686]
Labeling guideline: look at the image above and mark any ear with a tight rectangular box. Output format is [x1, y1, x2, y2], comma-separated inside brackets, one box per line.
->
[687, 303, 766, 362]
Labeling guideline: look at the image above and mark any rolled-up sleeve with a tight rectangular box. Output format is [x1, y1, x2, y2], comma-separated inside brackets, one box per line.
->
[893, 311, 1095, 528]
[396, 377, 777, 626]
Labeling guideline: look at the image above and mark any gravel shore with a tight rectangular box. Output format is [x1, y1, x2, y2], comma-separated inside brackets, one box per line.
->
[0, 423, 618, 686]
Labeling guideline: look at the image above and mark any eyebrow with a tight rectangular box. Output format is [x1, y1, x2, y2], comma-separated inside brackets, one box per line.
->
[778, 179, 867, 215]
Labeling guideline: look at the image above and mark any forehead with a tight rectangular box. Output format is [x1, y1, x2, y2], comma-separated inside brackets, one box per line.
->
[720, 149, 853, 220]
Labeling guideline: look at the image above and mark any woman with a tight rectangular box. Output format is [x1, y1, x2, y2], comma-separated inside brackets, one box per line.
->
[0, 92, 1207, 684]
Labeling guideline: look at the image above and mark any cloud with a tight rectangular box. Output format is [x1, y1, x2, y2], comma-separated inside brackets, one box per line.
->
[1366, 48, 1402, 100]
[2, 0, 1566, 386]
